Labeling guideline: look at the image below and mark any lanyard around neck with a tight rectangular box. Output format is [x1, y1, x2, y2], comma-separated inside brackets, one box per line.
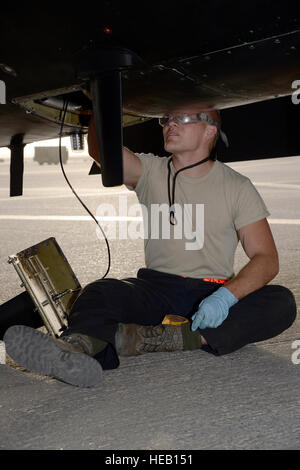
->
[167, 155, 211, 225]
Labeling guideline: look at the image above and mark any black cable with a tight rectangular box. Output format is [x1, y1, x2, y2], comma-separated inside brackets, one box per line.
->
[167, 155, 211, 225]
[58, 99, 111, 279]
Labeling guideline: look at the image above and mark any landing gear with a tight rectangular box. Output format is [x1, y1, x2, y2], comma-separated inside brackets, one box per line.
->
[9, 133, 25, 197]
[78, 47, 139, 187]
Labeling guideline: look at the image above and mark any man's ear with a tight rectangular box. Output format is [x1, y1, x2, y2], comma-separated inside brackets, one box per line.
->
[204, 125, 217, 140]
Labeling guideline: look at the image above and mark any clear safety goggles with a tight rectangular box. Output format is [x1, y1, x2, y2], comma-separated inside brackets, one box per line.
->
[159, 112, 229, 147]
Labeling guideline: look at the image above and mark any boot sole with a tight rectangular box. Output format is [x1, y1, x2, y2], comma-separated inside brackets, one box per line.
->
[4, 325, 103, 388]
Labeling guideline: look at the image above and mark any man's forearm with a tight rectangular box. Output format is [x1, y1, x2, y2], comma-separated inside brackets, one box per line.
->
[224, 253, 279, 300]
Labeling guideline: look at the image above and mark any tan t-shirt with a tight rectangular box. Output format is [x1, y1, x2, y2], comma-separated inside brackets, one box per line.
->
[127, 154, 270, 280]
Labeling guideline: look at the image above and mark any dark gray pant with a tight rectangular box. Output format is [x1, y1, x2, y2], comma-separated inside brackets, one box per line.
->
[0, 268, 297, 369]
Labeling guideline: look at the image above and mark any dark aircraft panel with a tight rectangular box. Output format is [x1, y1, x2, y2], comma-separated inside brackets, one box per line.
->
[0, 1, 299, 191]
[123, 96, 300, 162]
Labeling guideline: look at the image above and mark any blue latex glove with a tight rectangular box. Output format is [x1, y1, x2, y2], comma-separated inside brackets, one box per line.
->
[191, 286, 238, 330]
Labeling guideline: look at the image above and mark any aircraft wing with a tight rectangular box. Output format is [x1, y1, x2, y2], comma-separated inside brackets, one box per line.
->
[0, 1, 299, 194]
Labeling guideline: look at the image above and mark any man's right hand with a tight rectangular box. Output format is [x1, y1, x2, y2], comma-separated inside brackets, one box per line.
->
[87, 115, 142, 189]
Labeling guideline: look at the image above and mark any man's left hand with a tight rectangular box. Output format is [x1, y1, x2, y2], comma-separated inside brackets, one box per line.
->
[191, 286, 238, 330]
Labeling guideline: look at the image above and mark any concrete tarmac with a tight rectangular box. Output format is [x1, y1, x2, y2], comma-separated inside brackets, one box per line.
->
[0, 155, 299, 450]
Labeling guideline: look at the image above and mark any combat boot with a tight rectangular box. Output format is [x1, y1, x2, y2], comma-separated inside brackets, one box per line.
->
[4, 325, 103, 387]
[115, 317, 203, 356]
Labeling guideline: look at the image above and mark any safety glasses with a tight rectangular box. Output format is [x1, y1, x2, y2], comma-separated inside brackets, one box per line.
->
[159, 112, 229, 147]
[158, 112, 218, 128]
